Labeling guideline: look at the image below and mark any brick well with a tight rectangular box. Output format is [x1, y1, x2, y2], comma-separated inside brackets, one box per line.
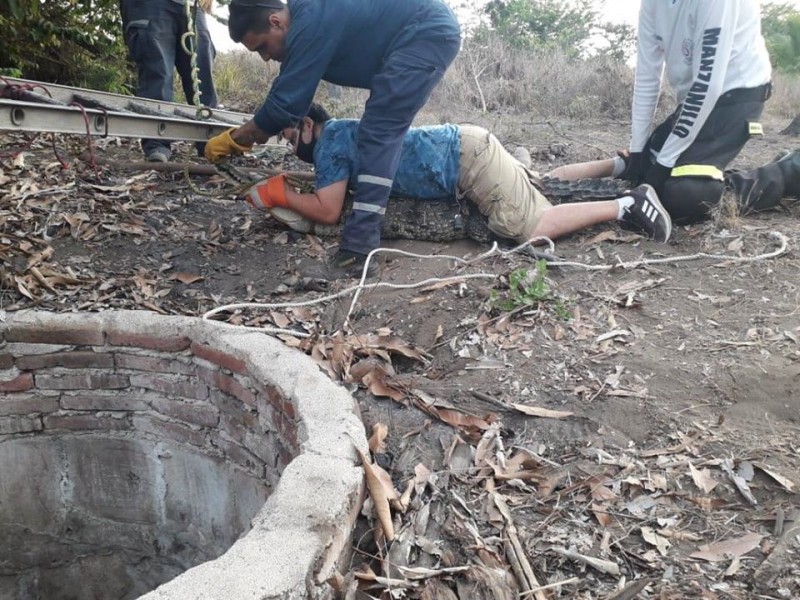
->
[0, 310, 366, 600]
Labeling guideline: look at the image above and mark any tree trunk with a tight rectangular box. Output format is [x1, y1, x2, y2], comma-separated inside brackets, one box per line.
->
[780, 114, 800, 136]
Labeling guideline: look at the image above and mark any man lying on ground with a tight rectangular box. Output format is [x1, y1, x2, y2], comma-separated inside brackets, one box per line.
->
[243, 104, 672, 278]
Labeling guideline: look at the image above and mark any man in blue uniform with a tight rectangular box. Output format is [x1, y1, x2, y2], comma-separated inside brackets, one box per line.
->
[203, 0, 462, 278]
[243, 104, 673, 279]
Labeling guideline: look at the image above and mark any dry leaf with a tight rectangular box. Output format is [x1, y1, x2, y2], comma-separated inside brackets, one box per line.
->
[511, 404, 574, 419]
[689, 462, 719, 494]
[753, 462, 796, 492]
[592, 503, 612, 527]
[368, 422, 389, 453]
[362, 369, 408, 403]
[641, 526, 671, 556]
[171, 272, 204, 284]
[356, 448, 397, 541]
[690, 532, 764, 562]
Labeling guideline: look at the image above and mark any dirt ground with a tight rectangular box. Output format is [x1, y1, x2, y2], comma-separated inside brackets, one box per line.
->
[1, 112, 799, 599]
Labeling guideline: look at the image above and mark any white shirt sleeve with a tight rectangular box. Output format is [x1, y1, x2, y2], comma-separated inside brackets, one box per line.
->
[630, 1, 663, 153]
[656, 0, 740, 167]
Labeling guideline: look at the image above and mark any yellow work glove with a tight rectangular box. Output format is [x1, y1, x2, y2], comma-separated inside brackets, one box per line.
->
[204, 128, 252, 163]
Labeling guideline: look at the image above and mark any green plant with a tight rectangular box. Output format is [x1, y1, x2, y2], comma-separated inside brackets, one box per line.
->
[762, 2, 800, 74]
[478, 0, 635, 62]
[0, 0, 132, 91]
[490, 260, 568, 318]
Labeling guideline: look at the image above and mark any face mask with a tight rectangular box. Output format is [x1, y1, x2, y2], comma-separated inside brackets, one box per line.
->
[294, 130, 316, 163]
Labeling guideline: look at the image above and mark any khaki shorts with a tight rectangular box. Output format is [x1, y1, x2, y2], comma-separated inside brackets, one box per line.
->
[457, 125, 551, 243]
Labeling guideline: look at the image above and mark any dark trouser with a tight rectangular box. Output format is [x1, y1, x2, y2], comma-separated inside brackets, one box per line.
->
[339, 7, 461, 255]
[120, 0, 217, 156]
[643, 86, 773, 225]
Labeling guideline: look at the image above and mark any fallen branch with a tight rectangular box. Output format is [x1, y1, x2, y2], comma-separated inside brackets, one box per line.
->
[551, 547, 620, 576]
[77, 152, 315, 180]
[492, 491, 549, 600]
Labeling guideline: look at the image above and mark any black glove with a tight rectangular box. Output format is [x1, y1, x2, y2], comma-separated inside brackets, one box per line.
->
[618, 151, 646, 185]
[643, 162, 672, 192]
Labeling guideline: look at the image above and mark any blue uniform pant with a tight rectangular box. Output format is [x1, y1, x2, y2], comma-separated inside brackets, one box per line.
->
[120, 0, 217, 155]
[340, 13, 461, 255]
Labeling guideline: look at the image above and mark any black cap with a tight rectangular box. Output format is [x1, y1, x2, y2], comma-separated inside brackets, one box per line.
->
[230, 0, 285, 9]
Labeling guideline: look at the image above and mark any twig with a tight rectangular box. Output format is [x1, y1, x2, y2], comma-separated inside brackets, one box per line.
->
[604, 578, 655, 600]
[520, 577, 580, 596]
[492, 491, 549, 600]
[551, 547, 620, 576]
[77, 152, 314, 180]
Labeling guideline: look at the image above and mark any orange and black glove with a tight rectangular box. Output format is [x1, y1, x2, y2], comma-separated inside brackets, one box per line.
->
[245, 174, 289, 210]
[204, 128, 252, 163]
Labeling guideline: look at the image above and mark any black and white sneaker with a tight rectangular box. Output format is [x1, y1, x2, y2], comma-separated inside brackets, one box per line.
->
[625, 184, 672, 243]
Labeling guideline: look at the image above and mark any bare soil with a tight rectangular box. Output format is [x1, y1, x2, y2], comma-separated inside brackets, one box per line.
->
[2, 112, 799, 599]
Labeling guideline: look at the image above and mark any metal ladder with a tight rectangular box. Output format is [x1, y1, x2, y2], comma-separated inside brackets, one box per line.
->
[0, 77, 252, 142]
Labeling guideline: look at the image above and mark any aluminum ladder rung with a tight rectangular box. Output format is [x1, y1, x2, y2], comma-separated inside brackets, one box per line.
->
[0, 99, 236, 142]
[1, 76, 251, 126]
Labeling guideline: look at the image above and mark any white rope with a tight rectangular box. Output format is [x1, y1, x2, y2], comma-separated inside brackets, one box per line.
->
[202, 231, 789, 337]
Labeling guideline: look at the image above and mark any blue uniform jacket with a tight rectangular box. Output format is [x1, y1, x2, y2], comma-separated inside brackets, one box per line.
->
[253, 0, 459, 135]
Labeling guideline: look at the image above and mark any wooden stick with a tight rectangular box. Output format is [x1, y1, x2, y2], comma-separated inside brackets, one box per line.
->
[521, 577, 580, 596]
[77, 152, 315, 181]
[492, 492, 549, 600]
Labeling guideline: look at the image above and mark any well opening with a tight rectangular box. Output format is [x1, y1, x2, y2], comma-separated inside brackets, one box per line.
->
[0, 311, 366, 600]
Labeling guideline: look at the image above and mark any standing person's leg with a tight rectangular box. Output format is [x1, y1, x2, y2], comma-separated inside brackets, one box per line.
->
[121, 0, 179, 161]
[336, 26, 461, 271]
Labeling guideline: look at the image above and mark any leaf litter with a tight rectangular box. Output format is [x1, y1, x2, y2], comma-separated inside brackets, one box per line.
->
[3, 132, 800, 599]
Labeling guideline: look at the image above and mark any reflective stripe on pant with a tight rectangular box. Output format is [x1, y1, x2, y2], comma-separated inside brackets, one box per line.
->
[661, 166, 725, 224]
[339, 32, 461, 255]
[663, 161, 787, 223]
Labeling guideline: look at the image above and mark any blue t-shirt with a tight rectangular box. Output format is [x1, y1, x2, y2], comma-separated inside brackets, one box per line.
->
[314, 119, 461, 200]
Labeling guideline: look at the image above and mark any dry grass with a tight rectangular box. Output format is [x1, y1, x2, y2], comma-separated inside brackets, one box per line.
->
[768, 72, 800, 119]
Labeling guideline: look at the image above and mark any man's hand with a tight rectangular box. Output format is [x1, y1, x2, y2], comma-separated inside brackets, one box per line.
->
[204, 128, 253, 163]
[245, 174, 289, 210]
[643, 162, 672, 192]
[618, 151, 646, 184]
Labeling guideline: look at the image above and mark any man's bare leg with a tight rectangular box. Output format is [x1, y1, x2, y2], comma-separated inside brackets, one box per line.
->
[527, 200, 620, 241]
[546, 158, 618, 181]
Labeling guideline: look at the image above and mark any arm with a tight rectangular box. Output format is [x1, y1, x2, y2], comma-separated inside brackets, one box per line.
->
[285, 180, 348, 224]
[630, 0, 664, 153]
[252, 2, 347, 137]
[656, 0, 738, 167]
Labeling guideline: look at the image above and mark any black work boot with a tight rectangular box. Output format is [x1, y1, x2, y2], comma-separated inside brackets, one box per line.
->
[775, 149, 800, 197]
[303, 250, 380, 281]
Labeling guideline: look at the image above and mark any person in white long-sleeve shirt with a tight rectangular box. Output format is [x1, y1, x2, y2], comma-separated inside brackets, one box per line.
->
[622, 0, 800, 223]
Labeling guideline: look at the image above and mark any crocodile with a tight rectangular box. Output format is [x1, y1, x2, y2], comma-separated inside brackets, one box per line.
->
[214, 163, 631, 243]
